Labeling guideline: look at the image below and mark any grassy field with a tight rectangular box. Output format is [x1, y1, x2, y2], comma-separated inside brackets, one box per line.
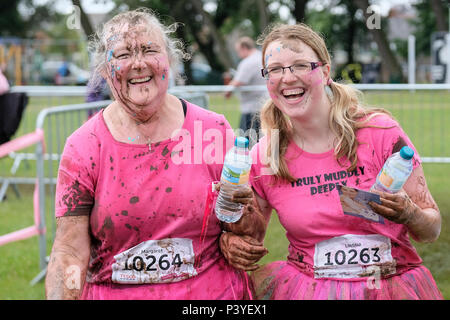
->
[0, 90, 449, 299]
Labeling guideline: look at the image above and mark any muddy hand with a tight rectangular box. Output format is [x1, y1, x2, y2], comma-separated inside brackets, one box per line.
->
[220, 232, 268, 271]
[369, 190, 418, 225]
[222, 185, 266, 242]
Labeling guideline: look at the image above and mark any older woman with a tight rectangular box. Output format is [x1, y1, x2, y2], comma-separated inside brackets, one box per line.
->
[220, 23, 443, 300]
[45, 8, 254, 300]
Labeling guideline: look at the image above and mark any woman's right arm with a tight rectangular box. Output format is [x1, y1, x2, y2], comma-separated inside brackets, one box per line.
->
[45, 215, 91, 300]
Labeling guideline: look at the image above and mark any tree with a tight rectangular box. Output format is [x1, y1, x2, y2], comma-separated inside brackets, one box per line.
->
[293, 0, 309, 22]
[353, 0, 405, 82]
[189, 0, 234, 70]
[0, 0, 27, 37]
[71, 0, 95, 39]
[413, 0, 449, 58]
[430, 0, 449, 32]
[110, 0, 270, 83]
[0, 0, 62, 38]
[256, 0, 270, 32]
[306, 0, 366, 71]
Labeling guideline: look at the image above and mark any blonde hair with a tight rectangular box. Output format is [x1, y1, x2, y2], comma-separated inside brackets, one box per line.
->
[88, 7, 190, 89]
[257, 23, 391, 183]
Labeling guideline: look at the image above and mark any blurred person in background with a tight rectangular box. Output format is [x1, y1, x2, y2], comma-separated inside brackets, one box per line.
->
[225, 36, 268, 144]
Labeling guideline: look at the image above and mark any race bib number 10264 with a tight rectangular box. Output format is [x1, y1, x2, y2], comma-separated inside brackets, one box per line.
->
[111, 238, 197, 284]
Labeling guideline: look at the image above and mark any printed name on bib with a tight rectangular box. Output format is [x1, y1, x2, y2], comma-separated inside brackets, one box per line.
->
[313, 234, 396, 279]
[111, 238, 197, 284]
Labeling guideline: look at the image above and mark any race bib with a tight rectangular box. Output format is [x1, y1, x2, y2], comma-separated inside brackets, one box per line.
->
[313, 234, 396, 279]
[111, 238, 198, 284]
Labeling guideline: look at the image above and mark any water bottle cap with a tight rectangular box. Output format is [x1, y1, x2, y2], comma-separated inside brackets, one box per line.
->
[400, 146, 414, 160]
[235, 137, 249, 148]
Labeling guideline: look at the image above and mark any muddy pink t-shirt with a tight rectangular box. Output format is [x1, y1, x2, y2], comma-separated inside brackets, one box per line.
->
[55, 100, 247, 299]
[250, 114, 424, 280]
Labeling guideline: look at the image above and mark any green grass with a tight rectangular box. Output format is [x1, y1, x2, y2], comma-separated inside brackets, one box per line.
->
[0, 90, 449, 299]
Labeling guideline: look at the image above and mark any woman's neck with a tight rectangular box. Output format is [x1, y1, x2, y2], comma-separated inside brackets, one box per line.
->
[104, 94, 183, 144]
[290, 98, 336, 153]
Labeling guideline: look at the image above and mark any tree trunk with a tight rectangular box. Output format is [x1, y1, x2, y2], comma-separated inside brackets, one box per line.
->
[346, 2, 357, 64]
[190, 0, 233, 70]
[256, 0, 269, 33]
[353, 0, 405, 82]
[430, 0, 448, 32]
[71, 0, 94, 38]
[293, 0, 309, 22]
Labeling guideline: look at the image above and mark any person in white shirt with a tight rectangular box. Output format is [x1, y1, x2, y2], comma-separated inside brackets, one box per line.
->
[225, 37, 268, 143]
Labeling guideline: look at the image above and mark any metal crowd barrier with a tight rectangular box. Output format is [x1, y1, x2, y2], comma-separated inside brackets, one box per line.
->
[171, 83, 450, 163]
[0, 87, 209, 201]
[0, 84, 449, 284]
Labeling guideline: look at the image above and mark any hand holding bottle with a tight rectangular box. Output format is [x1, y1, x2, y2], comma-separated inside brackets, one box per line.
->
[223, 185, 267, 242]
[369, 189, 419, 225]
[217, 184, 269, 270]
[215, 137, 252, 223]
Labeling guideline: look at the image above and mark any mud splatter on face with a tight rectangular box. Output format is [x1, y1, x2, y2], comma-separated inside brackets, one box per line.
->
[104, 23, 170, 123]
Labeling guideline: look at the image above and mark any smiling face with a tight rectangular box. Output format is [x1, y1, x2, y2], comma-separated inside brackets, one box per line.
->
[263, 39, 330, 121]
[104, 23, 170, 122]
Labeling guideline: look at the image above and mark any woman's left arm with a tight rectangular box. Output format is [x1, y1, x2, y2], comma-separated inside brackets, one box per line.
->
[370, 165, 441, 243]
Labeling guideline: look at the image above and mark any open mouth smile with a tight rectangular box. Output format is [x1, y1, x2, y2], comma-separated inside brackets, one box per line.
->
[281, 88, 306, 101]
[128, 76, 152, 84]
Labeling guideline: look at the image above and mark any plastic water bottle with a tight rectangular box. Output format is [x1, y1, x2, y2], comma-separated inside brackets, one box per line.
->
[371, 146, 414, 194]
[215, 137, 252, 223]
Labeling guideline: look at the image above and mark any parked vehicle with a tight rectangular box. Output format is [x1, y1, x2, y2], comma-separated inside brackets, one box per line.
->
[40, 61, 90, 85]
[177, 62, 223, 85]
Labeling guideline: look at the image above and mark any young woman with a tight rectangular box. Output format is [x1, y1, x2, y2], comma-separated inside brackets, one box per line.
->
[220, 23, 443, 300]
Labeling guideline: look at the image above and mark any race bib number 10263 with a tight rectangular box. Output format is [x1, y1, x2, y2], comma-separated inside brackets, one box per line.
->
[313, 234, 396, 279]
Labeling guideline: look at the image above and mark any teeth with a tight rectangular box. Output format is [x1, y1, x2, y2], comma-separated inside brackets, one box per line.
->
[129, 76, 151, 84]
[282, 88, 305, 96]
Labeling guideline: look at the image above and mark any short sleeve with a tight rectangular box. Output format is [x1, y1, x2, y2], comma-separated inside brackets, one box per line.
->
[364, 114, 422, 171]
[233, 59, 252, 85]
[55, 134, 96, 218]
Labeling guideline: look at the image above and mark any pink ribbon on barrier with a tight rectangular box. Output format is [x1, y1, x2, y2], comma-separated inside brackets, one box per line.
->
[0, 129, 44, 158]
[0, 129, 46, 247]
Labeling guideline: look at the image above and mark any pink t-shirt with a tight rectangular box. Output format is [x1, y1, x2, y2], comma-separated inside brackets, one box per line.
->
[250, 114, 423, 280]
[55, 100, 246, 299]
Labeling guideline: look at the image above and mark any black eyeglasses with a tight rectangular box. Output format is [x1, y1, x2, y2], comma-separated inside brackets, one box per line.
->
[261, 62, 324, 80]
